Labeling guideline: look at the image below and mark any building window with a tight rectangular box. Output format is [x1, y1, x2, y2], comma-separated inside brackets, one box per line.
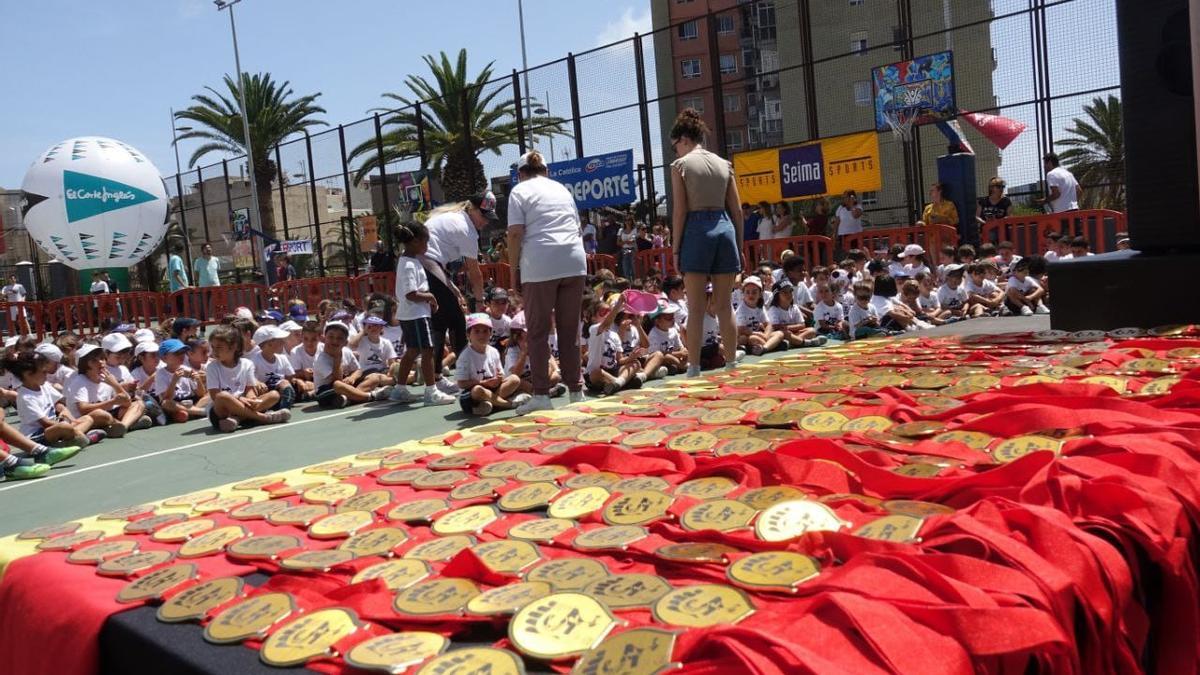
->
[727, 129, 745, 152]
[678, 20, 698, 40]
[850, 0, 865, 6]
[854, 80, 872, 106]
[723, 93, 740, 112]
[763, 98, 783, 120]
[719, 54, 737, 74]
[760, 49, 780, 74]
[681, 95, 705, 114]
[717, 14, 735, 34]
[764, 119, 783, 134]
[681, 58, 702, 79]
[851, 31, 868, 55]
[860, 190, 879, 207]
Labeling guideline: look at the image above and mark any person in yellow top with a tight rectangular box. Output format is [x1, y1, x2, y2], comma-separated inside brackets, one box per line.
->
[920, 182, 959, 227]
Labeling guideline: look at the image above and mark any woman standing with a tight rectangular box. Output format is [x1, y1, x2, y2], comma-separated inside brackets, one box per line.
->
[976, 177, 1013, 235]
[807, 198, 830, 237]
[505, 150, 588, 414]
[772, 202, 794, 238]
[921, 182, 959, 227]
[755, 201, 775, 241]
[669, 108, 744, 377]
[617, 216, 638, 279]
[421, 192, 497, 393]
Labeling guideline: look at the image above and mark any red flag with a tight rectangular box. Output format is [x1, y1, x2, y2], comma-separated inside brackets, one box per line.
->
[958, 110, 1027, 150]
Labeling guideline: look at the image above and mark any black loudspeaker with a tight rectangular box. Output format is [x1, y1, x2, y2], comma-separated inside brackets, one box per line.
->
[1118, 0, 1200, 251]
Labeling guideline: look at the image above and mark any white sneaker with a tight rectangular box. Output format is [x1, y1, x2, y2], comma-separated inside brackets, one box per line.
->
[511, 393, 532, 409]
[568, 390, 586, 404]
[1035, 302, 1051, 315]
[653, 366, 669, 380]
[436, 378, 460, 395]
[735, 350, 746, 362]
[1020, 305, 1034, 317]
[471, 400, 493, 416]
[370, 386, 394, 402]
[423, 388, 455, 406]
[390, 386, 419, 403]
[515, 394, 553, 416]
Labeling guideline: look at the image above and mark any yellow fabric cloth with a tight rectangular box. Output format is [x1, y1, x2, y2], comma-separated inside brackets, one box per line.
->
[922, 200, 959, 226]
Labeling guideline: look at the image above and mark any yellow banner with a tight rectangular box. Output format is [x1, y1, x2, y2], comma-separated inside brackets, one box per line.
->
[733, 131, 882, 204]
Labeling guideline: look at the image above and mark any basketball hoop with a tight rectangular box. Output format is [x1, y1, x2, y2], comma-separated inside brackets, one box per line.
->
[883, 105, 921, 142]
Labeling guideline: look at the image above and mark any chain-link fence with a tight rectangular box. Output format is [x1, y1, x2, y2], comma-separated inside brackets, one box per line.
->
[164, 0, 1121, 277]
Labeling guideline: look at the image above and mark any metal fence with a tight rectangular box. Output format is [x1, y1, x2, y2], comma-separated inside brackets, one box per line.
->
[165, 0, 1122, 277]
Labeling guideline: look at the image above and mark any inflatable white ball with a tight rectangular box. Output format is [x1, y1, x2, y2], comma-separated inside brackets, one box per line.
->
[20, 137, 169, 269]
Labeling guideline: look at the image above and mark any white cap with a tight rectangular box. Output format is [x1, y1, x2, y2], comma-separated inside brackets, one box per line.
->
[234, 306, 254, 320]
[101, 333, 133, 353]
[133, 328, 156, 344]
[34, 343, 63, 363]
[253, 325, 290, 344]
[742, 276, 764, 289]
[133, 341, 160, 358]
[76, 343, 102, 360]
[279, 320, 302, 332]
[903, 244, 926, 257]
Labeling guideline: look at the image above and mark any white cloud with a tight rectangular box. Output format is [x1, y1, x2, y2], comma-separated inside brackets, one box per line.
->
[595, 6, 652, 47]
[178, 0, 205, 19]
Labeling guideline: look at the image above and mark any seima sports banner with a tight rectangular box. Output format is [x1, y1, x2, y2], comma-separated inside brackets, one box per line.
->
[733, 131, 882, 204]
[511, 150, 636, 210]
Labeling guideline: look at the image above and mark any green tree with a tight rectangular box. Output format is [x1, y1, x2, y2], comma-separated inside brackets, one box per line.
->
[174, 73, 327, 237]
[349, 49, 566, 201]
[1055, 94, 1125, 210]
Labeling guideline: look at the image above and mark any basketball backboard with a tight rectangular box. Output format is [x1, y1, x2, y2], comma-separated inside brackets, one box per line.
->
[872, 51, 957, 138]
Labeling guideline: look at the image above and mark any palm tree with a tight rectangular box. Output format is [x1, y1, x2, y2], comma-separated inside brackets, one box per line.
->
[349, 49, 566, 201]
[174, 73, 327, 238]
[1055, 94, 1124, 210]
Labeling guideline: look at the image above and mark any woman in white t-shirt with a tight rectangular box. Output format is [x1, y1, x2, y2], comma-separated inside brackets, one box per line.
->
[423, 194, 495, 370]
[833, 189, 865, 237]
[506, 150, 588, 413]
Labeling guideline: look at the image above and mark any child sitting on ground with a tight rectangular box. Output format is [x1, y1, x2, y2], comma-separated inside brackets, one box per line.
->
[767, 280, 826, 348]
[936, 265, 971, 321]
[288, 321, 320, 385]
[484, 288, 512, 353]
[899, 279, 944, 326]
[389, 221, 457, 406]
[456, 313, 528, 415]
[205, 325, 291, 433]
[153, 339, 208, 423]
[1004, 258, 1050, 316]
[662, 275, 688, 340]
[313, 321, 393, 409]
[847, 282, 887, 340]
[615, 305, 668, 384]
[353, 315, 399, 383]
[735, 276, 784, 355]
[64, 344, 141, 437]
[813, 284, 848, 339]
[504, 312, 566, 397]
[249, 325, 297, 410]
[647, 303, 688, 374]
[9, 352, 95, 453]
[132, 340, 160, 390]
[871, 275, 927, 332]
[585, 295, 641, 394]
[101, 333, 138, 394]
[36, 343, 74, 393]
[965, 262, 1005, 316]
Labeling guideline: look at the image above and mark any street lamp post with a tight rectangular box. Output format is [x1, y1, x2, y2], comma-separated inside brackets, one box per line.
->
[169, 111, 195, 274]
[517, 0, 532, 123]
[533, 90, 554, 161]
[214, 0, 269, 281]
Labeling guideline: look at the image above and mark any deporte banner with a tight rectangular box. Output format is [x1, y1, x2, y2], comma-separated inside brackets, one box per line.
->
[511, 150, 636, 210]
[733, 131, 882, 204]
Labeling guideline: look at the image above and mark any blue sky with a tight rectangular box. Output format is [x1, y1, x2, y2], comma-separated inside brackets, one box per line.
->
[0, 0, 652, 189]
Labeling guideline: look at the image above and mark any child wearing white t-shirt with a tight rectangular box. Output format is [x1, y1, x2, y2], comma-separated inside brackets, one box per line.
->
[390, 223, 458, 406]
[647, 304, 688, 374]
[813, 284, 847, 338]
[456, 313, 527, 415]
[937, 266, 971, 321]
[584, 294, 640, 395]
[847, 283, 886, 340]
[1004, 258, 1050, 316]
[205, 325, 290, 433]
[504, 313, 564, 397]
[766, 281, 825, 348]
[153, 339, 208, 423]
[616, 308, 667, 384]
[9, 352, 96, 450]
[735, 277, 784, 355]
[964, 263, 1004, 317]
[249, 325, 298, 410]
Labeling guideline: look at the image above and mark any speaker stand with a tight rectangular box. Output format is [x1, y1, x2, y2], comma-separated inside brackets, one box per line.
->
[1047, 250, 1200, 330]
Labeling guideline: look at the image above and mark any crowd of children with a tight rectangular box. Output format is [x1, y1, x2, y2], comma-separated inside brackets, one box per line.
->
[0, 230, 1065, 480]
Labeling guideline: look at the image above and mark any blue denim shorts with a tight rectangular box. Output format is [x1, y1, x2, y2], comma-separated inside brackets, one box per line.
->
[680, 210, 741, 275]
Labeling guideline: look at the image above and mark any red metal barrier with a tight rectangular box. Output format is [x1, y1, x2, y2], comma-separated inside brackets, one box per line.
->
[839, 224, 959, 258]
[743, 236, 835, 270]
[0, 302, 45, 339]
[634, 248, 676, 279]
[480, 263, 513, 290]
[587, 254, 616, 276]
[980, 209, 1125, 256]
[354, 272, 396, 301]
[270, 277, 356, 312]
[168, 284, 273, 326]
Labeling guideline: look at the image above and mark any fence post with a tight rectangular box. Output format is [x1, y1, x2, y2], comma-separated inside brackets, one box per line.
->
[798, 0, 820, 140]
[415, 102, 428, 170]
[196, 165, 211, 244]
[303, 130, 325, 277]
[374, 113, 390, 217]
[567, 53, 584, 159]
[634, 33, 657, 213]
[337, 124, 357, 276]
[706, 12, 727, 157]
[512, 69, 527, 154]
[275, 144, 289, 241]
[174, 170, 192, 274]
[223, 159, 248, 283]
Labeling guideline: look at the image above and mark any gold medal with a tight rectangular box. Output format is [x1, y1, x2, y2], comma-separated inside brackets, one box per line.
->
[616, 419, 658, 432]
[339, 527, 408, 557]
[115, 562, 199, 603]
[584, 574, 672, 609]
[652, 584, 754, 627]
[666, 431, 718, 453]
[659, 421, 697, 434]
[303, 461, 353, 475]
[799, 411, 848, 433]
[431, 505, 498, 535]
[380, 449, 430, 467]
[611, 476, 671, 493]
[412, 469, 471, 490]
[865, 374, 908, 388]
[394, 578, 478, 616]
[715, 437, 771, 456]
[151, 518, 216, 543]
[309, 510, 375, 539]
[525, 557, 609, 590]
[727, 551, 820, 591]
[622, 429, 668, 448]
[932, 430, 994, 449]
[892, 462, 944, 477]
[890, 420, 944, 439]
[377, 468, 431, 486]
[193, 496, 251, 514]
[602, 490, 673, 525]
[1149, 324, 1190, 336]
[278, 549, 357, 572]
[740, 398, 781, 413]
[577, 426, 623, 443]
[541, 425, 580, 441]
[540, 441, 578, 456]
[755, 500, 844, 542]
[227, 535, 301, 561]
[508, 517, 576, 542]
[204, 592, 295, 643]
[36, 529, 104, 551]
[510, 592, 617, 659]
[882, 499, 954, 517]
[991, 435, 1062, 463]
[573, 525, 647, 550]
[177, 525, 246, 558]
[428, 453, 473, 469]
[157, 576, 244, 623]
[1140, 376, 1181, 396]
[680, 500, 755, 532]
[228, 499, 291, 521]
[345, 632, 448, 673]
[499, 482, 561, 512]
[737, 485, 807, 510]
[466, 581, 552, 616]
[161, 490, 219, 508]
[260, 607, 361, 667]
[548, 487, 610, 520]
[479, 460, 533, 478]
[565, 471, 621, 489]
[97, 549, 174, 577]
[267, 504, 331, 527]
[403, 535, 475, 562]
[472, 540, 542, 574]
[855, 515, 924, 542]
[272, 484, 330, 499]
[753, 410, 796, 428]
[387, 498, 449, 523]
[302, 482, 359, 505]
[67, 539, 138, 564]
[674, 476, 737, 500]
[698, 408, 746, 426]
[338, 490, 393, 514]
[1081, 375, 1128, 393]
[907, 374, 953, 389]
[449, 478, 506, 501]
[655, 542, 738, 564]
[572, 628, 678, 675]
[356, 447, 403, 461]
[17, 521, 81, 540]
[496, 436, 541, 451]
[352, 559, 432, 590]
[667, 406, 708, 420]
[97, 504, 157, 520]
[515, 465, 570, 483]
[232, 476, 285, 490]
[415, 648, 526, 675]
[713, 425, 752, 439]
[843, 415, 894, 433]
